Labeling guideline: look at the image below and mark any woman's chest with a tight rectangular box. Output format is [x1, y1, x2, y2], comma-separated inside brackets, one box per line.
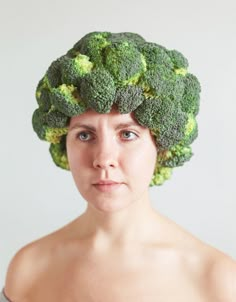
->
[31, 259, 209, 302]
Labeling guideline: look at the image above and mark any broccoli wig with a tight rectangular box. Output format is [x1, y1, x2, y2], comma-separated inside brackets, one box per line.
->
[32, 31, 201, 186]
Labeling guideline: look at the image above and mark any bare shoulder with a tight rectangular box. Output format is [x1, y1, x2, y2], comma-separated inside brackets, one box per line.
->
[3, 217, 79, 301]
[205, 249, 236, 302]
[183, 234, 236, 302]
[4, 227, 66, 301]
[165, 217, 236, 301]
[4, 241, 42, 300]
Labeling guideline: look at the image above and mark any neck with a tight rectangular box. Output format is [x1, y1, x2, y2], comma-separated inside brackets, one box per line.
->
[77, 191, 162, 251]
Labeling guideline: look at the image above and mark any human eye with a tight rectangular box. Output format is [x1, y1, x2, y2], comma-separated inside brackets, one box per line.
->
[120, 130, 138, 141]
[76, 131, 94, 141]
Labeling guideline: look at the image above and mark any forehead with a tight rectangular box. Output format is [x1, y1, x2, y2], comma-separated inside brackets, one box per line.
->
[69, 108, 143, 129]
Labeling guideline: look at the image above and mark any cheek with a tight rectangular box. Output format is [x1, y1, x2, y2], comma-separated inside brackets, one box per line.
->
[127, 145, 157, 175]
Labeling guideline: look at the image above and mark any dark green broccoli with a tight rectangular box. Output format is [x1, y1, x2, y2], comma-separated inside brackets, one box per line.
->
[103, 41, 146, 84]
[60, 54, 93, 86]
[79, 68, 116, 113]
[134, 98, 188, 150]
[115, 86, 145, 113]
[157, 145, 193, 168]
[46, 58, 63, 88]
[32, 31, 201, 186]
[138, 42, 173, 71]
[72, 32, 111, 67]
[108, 32, 146, 45]
[35, 77, 52, 111]
[181, 73, 201, 116]
[32, 108, 68, 144]
[167, 49, 189, 70]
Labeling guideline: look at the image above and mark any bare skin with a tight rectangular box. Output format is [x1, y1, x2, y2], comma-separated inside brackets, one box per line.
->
[4, 110, 236, 301]
[4, 211, 236, 302]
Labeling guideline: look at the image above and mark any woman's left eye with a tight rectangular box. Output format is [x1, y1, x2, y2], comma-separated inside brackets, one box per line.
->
[121, 130, 138, 140]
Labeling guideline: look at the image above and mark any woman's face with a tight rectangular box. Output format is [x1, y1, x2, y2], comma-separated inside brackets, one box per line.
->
[66, 109, 157, 212]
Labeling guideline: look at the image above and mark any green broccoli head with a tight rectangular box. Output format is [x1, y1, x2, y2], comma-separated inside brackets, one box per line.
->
[32, 31, 201, 186]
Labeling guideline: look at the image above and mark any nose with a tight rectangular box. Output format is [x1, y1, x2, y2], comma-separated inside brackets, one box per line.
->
[92, 139, 118, 170]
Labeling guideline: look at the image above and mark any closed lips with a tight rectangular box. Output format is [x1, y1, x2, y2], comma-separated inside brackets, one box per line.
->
[95, 181, 120, 185]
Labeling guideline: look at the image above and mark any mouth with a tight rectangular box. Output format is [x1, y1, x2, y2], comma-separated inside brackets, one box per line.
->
[93, 181, 122, 192]
[94, 179, 119, 184]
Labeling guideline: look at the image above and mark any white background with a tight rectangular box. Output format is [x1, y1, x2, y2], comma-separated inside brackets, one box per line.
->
[0, 0, 235, 287]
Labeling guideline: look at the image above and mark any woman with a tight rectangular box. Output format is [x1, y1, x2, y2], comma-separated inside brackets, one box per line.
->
[1, 31, 236, 301]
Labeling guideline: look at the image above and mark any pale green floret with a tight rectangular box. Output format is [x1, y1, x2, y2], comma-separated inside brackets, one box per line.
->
[45, 127, 68, 144]
[180, 114, 198, 145]
[185, 114, 197, 135]
[175, 68, 188, 76]
[51, 84, 88, 117]
[121, 73, 142, 86]
[150, 165, 173, 186]
[75, 54, 94, 73]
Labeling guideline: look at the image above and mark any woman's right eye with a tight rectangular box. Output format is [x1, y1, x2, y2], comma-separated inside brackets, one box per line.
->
[76, 131, 93, 141]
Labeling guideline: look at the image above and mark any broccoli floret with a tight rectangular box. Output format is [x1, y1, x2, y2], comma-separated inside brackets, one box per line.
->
[168, 49, 189, 70]
[138, 42, 174, 71]
[73, 32, 111, 66]
[51, 84, 88, 117]
[46, 58, 63, 88]
[150, 165, 173, 186]
[134, 98, 188, 150]
[44, 107, 69, 128]
[35, 77, 52, 112]
[80, 68, 116, 113]
[103, 41, 146, 84]
[140, 68, 185, 101]
[115, 86, 145, 113]
[60, 54, 93, 86]
[32, 108, 68, 143]
[138, 44, 187, 101]
[49, 136, 69, 170]
[180, 114, 198, 145]
[157, 145, 193, 168]
[181, 73, 201, 116]
[108, 32, 145, 46]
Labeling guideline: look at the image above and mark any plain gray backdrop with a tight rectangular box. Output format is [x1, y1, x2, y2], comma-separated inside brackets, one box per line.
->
[0, 0, 235, 287]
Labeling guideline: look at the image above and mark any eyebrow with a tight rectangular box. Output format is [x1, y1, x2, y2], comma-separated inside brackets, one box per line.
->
[70, 121, 143, 131]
